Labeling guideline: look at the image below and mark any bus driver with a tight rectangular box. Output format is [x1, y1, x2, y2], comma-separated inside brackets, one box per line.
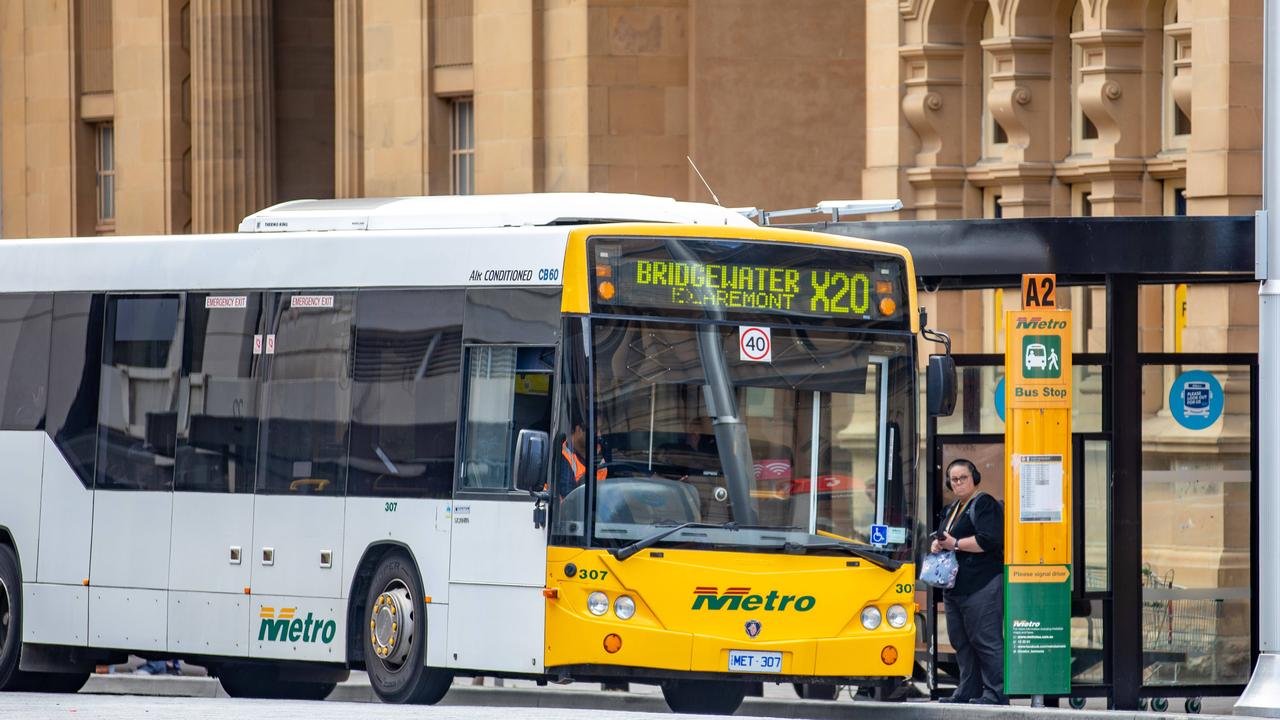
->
[558, 420, 607, 499]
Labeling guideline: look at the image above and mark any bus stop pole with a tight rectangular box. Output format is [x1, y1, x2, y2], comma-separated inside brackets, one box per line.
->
[1238, 0, 1280, 714]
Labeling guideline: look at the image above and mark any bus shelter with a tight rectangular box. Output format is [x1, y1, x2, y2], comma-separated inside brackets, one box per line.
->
[800, 216, 1257, 710]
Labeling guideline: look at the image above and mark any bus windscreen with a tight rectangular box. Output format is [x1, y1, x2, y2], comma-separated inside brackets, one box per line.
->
[590, 236, 909, 328]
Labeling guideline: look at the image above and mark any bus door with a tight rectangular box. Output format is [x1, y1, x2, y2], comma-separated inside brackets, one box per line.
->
[448, 344, 555, 672]
[248, 291, 355, 660]
[166, 292, 266, 657]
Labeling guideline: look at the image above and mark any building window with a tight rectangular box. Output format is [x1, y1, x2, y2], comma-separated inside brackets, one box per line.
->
[1073, 185, 1093, 217]
[1163, 0, 1192, 149]
[95, 122, 115, 230]
[983, 189, 1003, 219]
[450, 97, 475, 195]
[1070, 1, 1097, 154]
[1164, 180, 1188, 216]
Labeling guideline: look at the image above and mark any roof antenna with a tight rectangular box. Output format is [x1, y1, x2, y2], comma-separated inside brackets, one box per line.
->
[687, 156, 722, 207]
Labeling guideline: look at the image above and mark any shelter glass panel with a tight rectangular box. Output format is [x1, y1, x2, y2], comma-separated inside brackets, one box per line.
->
[1141, 363, 1252, 686]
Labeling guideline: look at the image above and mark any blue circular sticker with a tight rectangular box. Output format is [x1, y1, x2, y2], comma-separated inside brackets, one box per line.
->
[994, 377, 1006, 422]
[1169, 370, 1224, 430]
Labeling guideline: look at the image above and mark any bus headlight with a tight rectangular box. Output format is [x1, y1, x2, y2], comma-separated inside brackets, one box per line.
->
[614, 595, 636, 620]
[588, 591, 609, 616]
[887, 604, 909, 628]
[860, 606, 882, 630]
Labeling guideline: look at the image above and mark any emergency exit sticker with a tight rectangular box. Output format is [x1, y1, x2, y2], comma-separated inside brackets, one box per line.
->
[739, 326, 772, 362]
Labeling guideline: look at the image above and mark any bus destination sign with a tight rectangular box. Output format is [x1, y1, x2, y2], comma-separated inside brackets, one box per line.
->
[592, 237, 905, 325]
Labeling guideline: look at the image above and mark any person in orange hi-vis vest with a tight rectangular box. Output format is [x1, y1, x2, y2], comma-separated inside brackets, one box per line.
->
[557, 421, 606, 499]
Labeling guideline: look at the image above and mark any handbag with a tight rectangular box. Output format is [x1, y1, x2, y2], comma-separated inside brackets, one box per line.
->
[918, 494, 976, 589]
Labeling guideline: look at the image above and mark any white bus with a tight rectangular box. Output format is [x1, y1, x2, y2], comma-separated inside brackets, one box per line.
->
[0, 193, 929, 714]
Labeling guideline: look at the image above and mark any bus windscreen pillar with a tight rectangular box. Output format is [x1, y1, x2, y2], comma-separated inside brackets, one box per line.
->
[1003, 274, 1072, 697]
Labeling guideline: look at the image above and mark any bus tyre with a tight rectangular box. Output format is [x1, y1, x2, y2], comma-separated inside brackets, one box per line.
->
[0, 545, 21, 691]
[363, 551, 452, 705]
[661, 680, 746, 715]
[216, 665, 335, 700]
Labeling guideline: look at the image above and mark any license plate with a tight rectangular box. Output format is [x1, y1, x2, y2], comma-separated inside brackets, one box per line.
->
[727, 649, 783, 673]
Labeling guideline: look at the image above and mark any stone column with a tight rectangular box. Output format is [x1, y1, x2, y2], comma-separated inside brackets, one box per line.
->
[190, 0, 275, 233]
[334, 0, 363, 199]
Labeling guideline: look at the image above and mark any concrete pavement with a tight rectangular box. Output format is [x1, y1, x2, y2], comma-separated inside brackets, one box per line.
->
[68, 673, 1239, 719]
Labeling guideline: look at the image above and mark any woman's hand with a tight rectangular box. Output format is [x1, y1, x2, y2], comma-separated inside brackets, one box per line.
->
[940, 531, 957, 551]
[930, 538, 942, 553]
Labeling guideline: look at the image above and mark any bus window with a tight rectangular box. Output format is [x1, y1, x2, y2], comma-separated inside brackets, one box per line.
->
[174, 292, 265, 494]
[95, 294, 182, 491]
[257, 291, 355, 496]
[47, 294, 104, 487]
[0, 293, 52, 431]
[459, 345, 554, 492]
[349, 288, 463, 499]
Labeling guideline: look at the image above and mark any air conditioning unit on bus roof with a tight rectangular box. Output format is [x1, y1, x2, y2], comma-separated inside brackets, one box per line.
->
[238, 193, 758, 233]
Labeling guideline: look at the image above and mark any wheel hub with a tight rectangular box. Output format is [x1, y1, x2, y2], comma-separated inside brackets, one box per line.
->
[369, 585, 414, 666]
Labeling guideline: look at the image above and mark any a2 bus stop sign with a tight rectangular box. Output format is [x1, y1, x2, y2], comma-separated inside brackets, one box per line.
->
[1005, 274, 1073, 697]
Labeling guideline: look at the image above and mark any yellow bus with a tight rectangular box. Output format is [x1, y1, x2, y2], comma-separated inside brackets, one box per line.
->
[0, 194, 942, 714]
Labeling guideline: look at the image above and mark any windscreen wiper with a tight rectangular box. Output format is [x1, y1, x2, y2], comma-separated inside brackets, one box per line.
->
[783, 540, 902, 571]
[611, 522, 810, 562]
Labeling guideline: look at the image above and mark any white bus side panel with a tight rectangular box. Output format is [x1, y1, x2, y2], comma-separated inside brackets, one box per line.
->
[0, 431, 44, 582]
[37, 436, 92, 586]
[341, 497, 452, 604]
[168, 591, 248, 657]
[89, 491, 172, 590]
[89, 587, 166, 651]
[169, 493, 253, 593]
[248, 594, 344, 662]
[249, 496, 345, 598]
[426, 604, 448, 667]
[446, 585, 545, 672]
[22, 584, 87, 646]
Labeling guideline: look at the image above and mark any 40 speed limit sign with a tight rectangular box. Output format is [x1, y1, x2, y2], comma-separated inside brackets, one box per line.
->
[739, 326, 772, 362]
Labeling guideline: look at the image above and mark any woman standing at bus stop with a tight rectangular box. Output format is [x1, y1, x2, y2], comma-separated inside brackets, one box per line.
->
[933, 458, 1007, 705]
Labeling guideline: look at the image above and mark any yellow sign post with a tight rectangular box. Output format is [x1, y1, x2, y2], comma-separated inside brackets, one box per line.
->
[1004, 277, 1073, 696]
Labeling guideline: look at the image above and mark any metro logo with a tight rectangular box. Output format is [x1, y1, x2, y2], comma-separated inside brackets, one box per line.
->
[691, 587, 816, 612]
[1014, 317, 1068, 330]
[258, 606, 338, 644]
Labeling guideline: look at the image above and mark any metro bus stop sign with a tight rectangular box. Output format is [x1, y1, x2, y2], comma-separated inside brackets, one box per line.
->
[1004, 275, 1073, 697]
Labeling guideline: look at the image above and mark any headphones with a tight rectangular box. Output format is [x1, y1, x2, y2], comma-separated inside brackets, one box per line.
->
[944, 458, 981, 492]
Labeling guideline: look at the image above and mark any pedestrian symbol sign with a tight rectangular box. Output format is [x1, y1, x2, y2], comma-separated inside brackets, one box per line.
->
[870, 524, 888, 546]
[1022, 335, 1062, 379]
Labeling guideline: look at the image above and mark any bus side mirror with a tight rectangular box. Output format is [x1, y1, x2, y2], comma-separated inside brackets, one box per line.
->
[513, 429, 551, 493]
[927, 355, 957, 417]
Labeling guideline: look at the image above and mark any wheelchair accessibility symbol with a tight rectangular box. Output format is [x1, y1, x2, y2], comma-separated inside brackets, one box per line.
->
[870, 524, 888, 546]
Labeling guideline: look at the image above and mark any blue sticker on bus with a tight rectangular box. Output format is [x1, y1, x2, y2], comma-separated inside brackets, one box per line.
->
[1169, 370, 1223, 430]
[870, 524, 888, 546]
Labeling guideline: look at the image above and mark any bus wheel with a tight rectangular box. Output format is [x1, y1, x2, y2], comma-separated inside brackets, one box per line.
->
[216, 665, 335, 700]
[661, 680, 746, 715]
[363, 550, 452, 704]
[0, 545, 24, 691]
